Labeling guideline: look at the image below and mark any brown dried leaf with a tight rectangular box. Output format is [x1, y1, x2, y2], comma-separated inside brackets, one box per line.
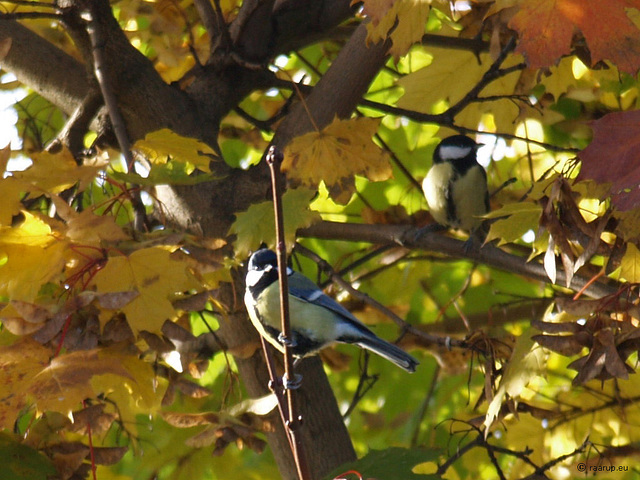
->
[161, 411, 220, 428]
[91, 446, 128, 465]
[101, 315, 135, 344]
[569, 329, 631, 385]
[162, 320, 196, 343]
[70, 404, 116, 435]
[139, 330, 175, 353]
[96, 291, 139, 309]
[532, 333, 591, 356]
[46, 442, 90, 480]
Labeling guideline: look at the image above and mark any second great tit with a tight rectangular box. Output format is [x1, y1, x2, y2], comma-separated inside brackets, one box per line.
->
[244, 249, 418, 373]
[422, 135, 489, 232]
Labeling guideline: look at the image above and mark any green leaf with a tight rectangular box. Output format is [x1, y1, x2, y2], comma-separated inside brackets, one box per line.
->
[133, 128, 219, 172]
[485, 202, 542, 245]
[110, 162, 218, 186]
[229, 188, 321, 258]
[325, 447, 441, 480]
[0, 432, 57, 480]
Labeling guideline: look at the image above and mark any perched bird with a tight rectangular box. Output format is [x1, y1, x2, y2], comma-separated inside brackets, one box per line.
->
[244, 249, 418, 373]
[422, 135, 489, 232]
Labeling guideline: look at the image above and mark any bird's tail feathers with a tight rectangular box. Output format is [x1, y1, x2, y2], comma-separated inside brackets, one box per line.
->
[355, 336, 418, 373]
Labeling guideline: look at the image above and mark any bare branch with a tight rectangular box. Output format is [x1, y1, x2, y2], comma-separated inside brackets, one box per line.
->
[298, 221, 619, 300]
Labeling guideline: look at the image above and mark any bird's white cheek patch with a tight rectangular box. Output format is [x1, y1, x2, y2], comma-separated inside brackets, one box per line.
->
[438, 145, 472, 160]
[246, 269, 264, 287]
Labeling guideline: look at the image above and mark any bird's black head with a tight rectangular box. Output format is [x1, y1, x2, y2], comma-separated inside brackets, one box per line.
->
[432, 135, 481, 169]
[246, 249, 280, 294]
[247, 248, 277, 272]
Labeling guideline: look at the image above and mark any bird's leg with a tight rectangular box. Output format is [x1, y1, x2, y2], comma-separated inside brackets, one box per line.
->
[463, 223, 487, 254]
[282, 372, 303, 390]
[276, 333, 302, 388]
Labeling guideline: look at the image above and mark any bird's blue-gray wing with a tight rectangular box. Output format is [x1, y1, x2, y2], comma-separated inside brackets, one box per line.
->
[288, 272, 366, 327]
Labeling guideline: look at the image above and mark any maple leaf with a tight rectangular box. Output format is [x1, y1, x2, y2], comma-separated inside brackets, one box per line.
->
[361, 0, 430, 59]
[0, 177, 25, 226]
[229, 188, 321, 258]
[281, 117, 392, 203]
[577, 109, 640, 211]
[509, 0, 640, 74]
[484, 330, 547, 435]
[91, 247, 201, 333]
[485, 202, 543, 246]
[0, 338, 51, 428]
[110, 162, 216, 186]
[13, 148, 102, 194]
[133, 128, 217, 173]
[0, 212, 67, 302]
[620, 242, 640, 282]
[30, 349, 133, 416]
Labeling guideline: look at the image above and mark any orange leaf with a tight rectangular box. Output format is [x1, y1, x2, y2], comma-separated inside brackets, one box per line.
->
[510, 0, 640, 74]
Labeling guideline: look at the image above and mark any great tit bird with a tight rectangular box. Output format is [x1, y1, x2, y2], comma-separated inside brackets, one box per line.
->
[244, 249, 418, 373]
[422, 135, 489, 232]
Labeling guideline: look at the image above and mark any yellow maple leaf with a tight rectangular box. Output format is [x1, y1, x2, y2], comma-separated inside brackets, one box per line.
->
[0, 178, 25, 226]
[619, 243, 640, 283]
[485, 202, 543, 246]
[398, 48, 524, 132]
[0, 144, 9, 174]
[14, 148, 101, 194]
[362, 0, 430, 59]
[90, 347, 166, 425]
[91, 247, 201, 333]
[281, 117, 392, 203]
[0, 212, 67, 302]
[133, 128, 217, 173]
[50, 195, 129, 247]
[483, 329, 546, 436]
[229, 188, 321, 259]
[0, 338, 52, 428]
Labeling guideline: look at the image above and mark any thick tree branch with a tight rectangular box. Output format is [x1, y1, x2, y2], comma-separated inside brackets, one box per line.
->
[299, 221, 618, 300]
[0, 20, 89, 115]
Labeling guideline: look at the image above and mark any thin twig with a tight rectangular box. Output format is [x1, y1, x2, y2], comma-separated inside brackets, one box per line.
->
[342, 353, 379, 419]
[0, 12, 61, 19]
[374, 130, 423, 192]
[83, 6, 148, 232]
[265, 146, 311, 480]
[410, 364, 440, 447]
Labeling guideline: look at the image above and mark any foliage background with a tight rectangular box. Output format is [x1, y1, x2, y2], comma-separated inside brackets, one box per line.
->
[0, 1, 640, 479]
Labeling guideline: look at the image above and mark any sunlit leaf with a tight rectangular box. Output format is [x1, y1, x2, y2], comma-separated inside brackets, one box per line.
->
[282, 117, 392, 203]
[133, 128, 218, 173]
[91, 247, 201, 333]
[229, 188, 321, 258]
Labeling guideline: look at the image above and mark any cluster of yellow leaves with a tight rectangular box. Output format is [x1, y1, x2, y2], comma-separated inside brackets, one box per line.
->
[0, 146, 103, 226]
[397, 48, 525, 132]
[0, 339, 162, 427]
